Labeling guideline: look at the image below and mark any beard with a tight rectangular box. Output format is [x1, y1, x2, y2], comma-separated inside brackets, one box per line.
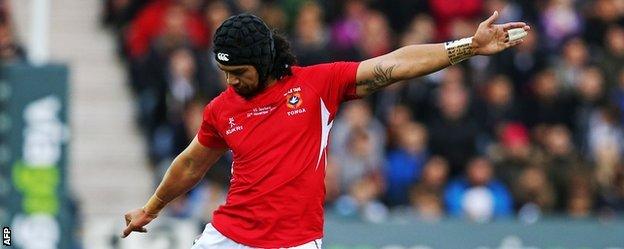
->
[233, 80, 267, 99]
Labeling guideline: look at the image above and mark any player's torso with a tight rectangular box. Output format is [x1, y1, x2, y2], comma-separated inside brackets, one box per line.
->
[206, 63, 358, 246]
[212, 75, 328, 186]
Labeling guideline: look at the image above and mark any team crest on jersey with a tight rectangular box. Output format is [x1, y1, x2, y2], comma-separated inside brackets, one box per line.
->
[286, 93, 302, 109]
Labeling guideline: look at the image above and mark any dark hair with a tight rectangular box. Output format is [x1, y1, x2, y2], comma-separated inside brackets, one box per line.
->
[268, 31, 297, 80]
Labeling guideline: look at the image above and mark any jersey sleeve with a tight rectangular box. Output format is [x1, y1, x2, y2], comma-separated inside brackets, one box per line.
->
[197, 100, 228, 148]
[304, 62, 361, 110]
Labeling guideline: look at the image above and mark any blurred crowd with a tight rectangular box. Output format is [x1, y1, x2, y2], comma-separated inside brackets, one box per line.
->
[102, 0, 624, 224]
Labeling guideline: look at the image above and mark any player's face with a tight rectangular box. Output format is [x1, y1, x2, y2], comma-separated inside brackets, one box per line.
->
[218, 63, 260, 98]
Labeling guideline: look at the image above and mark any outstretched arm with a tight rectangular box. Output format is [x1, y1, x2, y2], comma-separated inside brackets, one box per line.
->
[355, 11, 530, 97]
[121, 137, 227, 237]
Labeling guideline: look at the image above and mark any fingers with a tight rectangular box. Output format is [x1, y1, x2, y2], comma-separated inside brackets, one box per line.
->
[506, 39, 524, 48]
[501, 22, 528, 31]
[121, 215, 149, 238]
[121, 223, 148, 238]
[122, 225, 133, 238]
[481, 11, 499, 26]
[510, 39, 524, 47]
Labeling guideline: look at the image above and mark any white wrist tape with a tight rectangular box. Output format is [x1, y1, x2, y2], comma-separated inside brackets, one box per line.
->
[445, 37, 474, 65]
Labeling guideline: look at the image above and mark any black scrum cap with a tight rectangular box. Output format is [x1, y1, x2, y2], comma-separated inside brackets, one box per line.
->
[213, 14, 275, 84]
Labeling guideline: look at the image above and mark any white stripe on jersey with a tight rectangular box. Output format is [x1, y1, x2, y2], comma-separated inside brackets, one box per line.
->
[316, 99, 333, 170]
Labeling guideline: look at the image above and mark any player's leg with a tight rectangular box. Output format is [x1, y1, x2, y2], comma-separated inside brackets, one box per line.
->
[190, 223, 247, 249]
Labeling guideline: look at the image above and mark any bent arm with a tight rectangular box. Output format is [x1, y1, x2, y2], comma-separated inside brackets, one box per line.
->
[143, 136, 227, 215]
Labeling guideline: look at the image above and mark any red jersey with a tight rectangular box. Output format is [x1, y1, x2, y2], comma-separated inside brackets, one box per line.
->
[197, 62, 360, 247]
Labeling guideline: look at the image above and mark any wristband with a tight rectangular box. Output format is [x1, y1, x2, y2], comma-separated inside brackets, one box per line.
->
[143, 194, 167, 216]
[445, 37, 475, 65]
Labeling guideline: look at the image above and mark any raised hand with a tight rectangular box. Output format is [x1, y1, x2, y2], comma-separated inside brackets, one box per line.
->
[472, 11, 531, 55]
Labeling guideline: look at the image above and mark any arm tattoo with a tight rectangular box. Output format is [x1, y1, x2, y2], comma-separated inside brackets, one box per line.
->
[356, 62, 397, 93]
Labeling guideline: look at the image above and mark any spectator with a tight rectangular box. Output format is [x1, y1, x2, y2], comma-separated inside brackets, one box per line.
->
[334, 126, 383, 194]
[427, 68, 479, 176]
[483, 0, 524, 25]
[258, 2, 287, 31]
[588, 106, 624, 168]
[408, 156, 450, 221]
[523, 68, 573, 128]
[142, 45, 201, 165]
[428, 0, 483, 41]
[331, 100, 386, 180]
[376, 0, 429, 33]
[596, 161, 624, 212]
[554, 37, 590, 92]
[514, 166, 556, 216]
[572, 66, 607, 153]
[408, 185, 444, 222]
[583, 0, 624, 48]
[474, 75, 522, 146]
[358, 10, 393, 58]
[566, 170, 596, 218]
[611, 69, 624, 124]
[102, 0, 149, 31]
[292, 1, 331, 66]
[330, 0, 369, 60]
[385, 104, 414, 149]
[230, 0, 261, 14]
[599, 25, 624, 88]
[204, 0, 231, 33]
[335, 123, 388, 222]
[541, 124, 585, 210]
[333, 165, 387, 223]
[124, 0, 209, 59]
[414, 156, 450, 197]
[401, 14, 436, 45]
[195, 0, 230, 100]
[592, 124, 624, 211]
[489, 122, 547, 189]
[0, 23, 25, 64]
[540, 0, 583, 50]
[383, 122, 428, 207]
[445, 157, 513, 222]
